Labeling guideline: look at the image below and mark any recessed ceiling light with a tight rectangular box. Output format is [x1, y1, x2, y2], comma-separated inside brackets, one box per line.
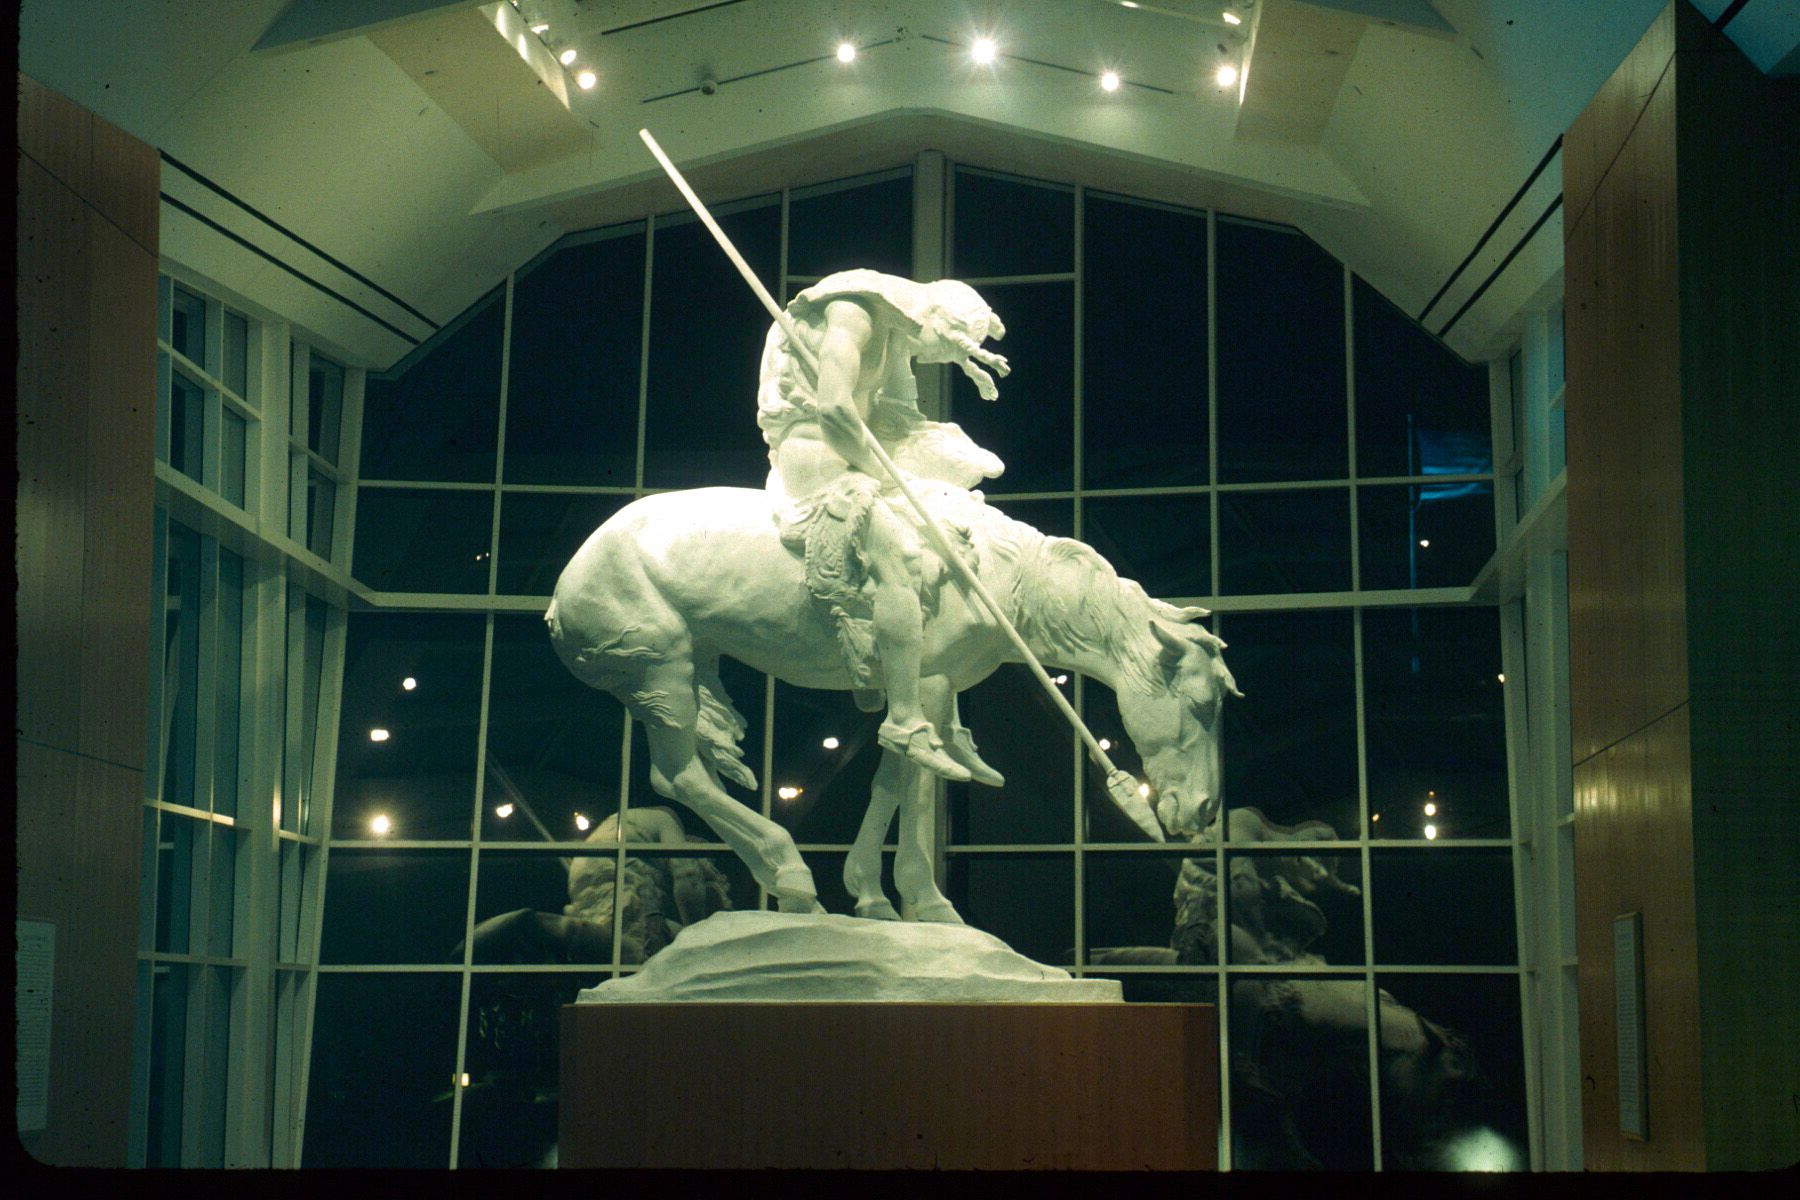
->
[1216, 63, 1239, 88]
[370, 814, 393, 835]
[530, 22, 549, 35]
[495, 803, 515, 818]
[1101, 70, 1121, 92]
[577, 69, 597, 90]
[574, 812, 591, 831]
[972, 37, 997, 65]
[402, 676, 417, 691]
[837, 42, 856, 63]
[560, 48, 577, 65]
[822, 736, 840, 749]
[1223, 10, 1242, 26]
[369, 728, 390, 742]
[1424, 823, 1439, 840]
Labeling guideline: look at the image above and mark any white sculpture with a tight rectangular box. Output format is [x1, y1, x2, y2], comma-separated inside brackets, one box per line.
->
[546, 131, 1240, 923]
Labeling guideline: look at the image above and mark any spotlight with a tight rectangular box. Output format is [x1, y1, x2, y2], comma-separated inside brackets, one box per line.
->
[1419, 538, 1431, 548]
[1497, 673, 1506, 683]
[777, 786, 802, 801]
[822, 737, 840, 750]
[972, 37, 997, 65]
[495, 803, 515, 819]
[1054, 674, 1069, 685]
[402, 677, 417, 691]
[574, 812, 591, 831]
[577, 69, 597, 90]
[560, 48, 577, 66]
[1424, 823, 1439, 840]
[1372, 812, 1381, 823]
[369, 728, 391, 743]
[1098, 738, 1112, 751]
[1223, 10, 1242, 26]
[530, 23, 549, 35]
[837, 42, 856, 63]
[1100, 70, 1121, 92]
[370, 814, 393, 836]
[1216, 63, 1239, 89]
[1424, 802, 1438, 817]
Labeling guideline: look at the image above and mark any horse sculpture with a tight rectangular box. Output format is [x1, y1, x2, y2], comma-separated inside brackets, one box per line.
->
[546, 483, 1239, 921]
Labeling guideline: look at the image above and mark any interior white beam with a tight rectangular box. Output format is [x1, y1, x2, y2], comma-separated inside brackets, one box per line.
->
[253, 0, 479, 52]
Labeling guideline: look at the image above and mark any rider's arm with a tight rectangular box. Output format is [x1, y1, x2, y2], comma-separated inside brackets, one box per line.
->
[813, 299, 880, 475]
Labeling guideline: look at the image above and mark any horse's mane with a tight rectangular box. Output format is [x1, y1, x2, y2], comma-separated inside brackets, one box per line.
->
[1005, 529, 1214, 694]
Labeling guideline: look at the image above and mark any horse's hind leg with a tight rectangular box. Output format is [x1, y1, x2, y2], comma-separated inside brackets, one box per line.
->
[890, 675, 963, 924]
[635, 665, 822, 913]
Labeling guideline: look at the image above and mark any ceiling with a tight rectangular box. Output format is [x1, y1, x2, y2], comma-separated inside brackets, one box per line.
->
[21, 1, 1789, 368]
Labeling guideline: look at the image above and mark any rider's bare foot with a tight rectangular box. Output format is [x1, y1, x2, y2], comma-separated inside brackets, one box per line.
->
[877, 718, 972, 782]
[944, 723, 1004, 788]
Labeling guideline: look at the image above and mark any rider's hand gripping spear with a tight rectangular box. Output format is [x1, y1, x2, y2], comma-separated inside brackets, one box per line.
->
[639, 128, 1165, 843]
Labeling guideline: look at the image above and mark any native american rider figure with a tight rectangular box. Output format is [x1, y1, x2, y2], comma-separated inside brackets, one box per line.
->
[757, 268, 1013, 784]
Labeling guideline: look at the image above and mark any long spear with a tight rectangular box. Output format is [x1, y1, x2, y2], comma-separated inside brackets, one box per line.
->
[638, 129, 1164, 843]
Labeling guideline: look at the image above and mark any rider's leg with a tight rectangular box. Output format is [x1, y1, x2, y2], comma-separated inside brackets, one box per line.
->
[865, 506, 970, 781]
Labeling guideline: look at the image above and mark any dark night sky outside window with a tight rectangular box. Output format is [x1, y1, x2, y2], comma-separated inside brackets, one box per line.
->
[360, 289, 504, 482]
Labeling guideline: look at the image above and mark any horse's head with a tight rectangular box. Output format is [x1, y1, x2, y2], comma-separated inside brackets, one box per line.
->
[1116, 613, 1241, 839]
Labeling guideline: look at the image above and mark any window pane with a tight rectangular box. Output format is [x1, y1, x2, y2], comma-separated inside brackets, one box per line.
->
[987, 496, 1073, 539]
[1223, 849, 1364, 966]
[160, 521, 201, 809]
[335, 612, 487, 840]
[457, 973, 590, 1167]
[1353, 277, 1491, 480]
[168, 369, 205, 484]
[1370, 849, 1516, 965]
[945, 852, 1074, 966]
[946, 281, 1074, 493]
[495, 492, 630, 597]
[308, 353, 345, 466]
[788, 171, 913, 279]
[642, 201, 780, 489]
[154, 810, 205, 954]
[1216, 219, 1346, 482]
[205, 826, 236, 957]
[361, 289, 504, 481]
[1358, 482, 1495, 590]
[1218, 610, 1358, 837]
[213, 550, 243, 818]
[306, 468, 336, 559]
[171, 285, 205, 364]
[144, 963, 190, 1166]
[482, 614, 627, 841]
[352, 488, 494, 594]
[769, 681, 879, 846]
[222, 309, 248, 398]
[505, 227, 644, 486]
[1082, 195, 1208, 488]
[1361, 607, 1508, 838]
[1083, 494, 1211, 598]
[1375, 973, 1528, 1171]
[1082, 850, 1192, 956]
[294, 594, 328, 837]
[948, 665, 1074, 845]
[1219, 488, 1352, 595]
[303, 973, 461, 1166]
[222, 408, 247, 508]
[319, 851, 473, 964]
[952, 169, 1073, 277]
[1230, 974, 1375, 1169]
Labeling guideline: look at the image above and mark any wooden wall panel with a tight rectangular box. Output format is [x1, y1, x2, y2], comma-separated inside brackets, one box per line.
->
[16, 73, 158, 1168]
[1562, 4, 1673, 237]
[78, 214, 157, 770]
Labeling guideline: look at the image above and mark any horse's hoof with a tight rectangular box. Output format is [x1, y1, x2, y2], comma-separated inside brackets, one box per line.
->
[855, 900, 902, 921]
[777, 891, 824, 914]
[911, 901, 965, 925]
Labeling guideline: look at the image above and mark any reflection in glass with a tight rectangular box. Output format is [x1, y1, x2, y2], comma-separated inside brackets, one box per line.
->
[352, 488, 494, 594]
[1219, 489, 1351, 594]
[171, 285, 205, 364]
[945, 853, 1074, 965]
[290, 593, 328, 837]
[1229, 974, 1375, 1169]
[496, 492, 630, 596]
[643, 201, 781, 489]
[145, 963, 189, 1166]
[305, 468, 335, 559]
[482, 614, 627, 841]
[360, 290, 504, 481]
[318, 851, 473, 964]
[1085, 972, 1218, 1005]
[303, 973, 461, 1166]
[213, 550, 243, 818]
[1082, 195, 1208, 488]
[1223, 849, 1363, 967]
[1083, 494, 1211, 598]
[770, 681, 880, 845]
[949, 666, 1074, 845]
[506, 227, 645, 486]
[1362, 607, 1508, 837]
[1358, 483, 1495, 590]
[952, 168, 1073, 278]
[154, 811, 202, 955]
[1370, 849, 1517, 966]
[1082, 852, 1191, 955]
[1375, 973, 1528, 1170]
[788, 171, 913, 279]
[946, 282, 1074, 493]
[1218, 610, 1358, 835]
[222, 407, 247, 507]
[335, 612, 487, 839]
[1216, 218, 1346, 483]
[160, 521, 201, 811]
[457, 973, 591, 1167]
[1353, 277, 1491, 480]
[168, 369, 204, 485]
[222, 309, 248, 398]
[308, 353, 344, 465]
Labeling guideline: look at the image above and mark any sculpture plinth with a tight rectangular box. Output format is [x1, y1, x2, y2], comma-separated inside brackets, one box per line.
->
[560, 998, 1218, 1170]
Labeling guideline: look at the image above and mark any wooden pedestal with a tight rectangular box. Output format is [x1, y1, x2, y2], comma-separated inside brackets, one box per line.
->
[560, 1002, 1218, 1170]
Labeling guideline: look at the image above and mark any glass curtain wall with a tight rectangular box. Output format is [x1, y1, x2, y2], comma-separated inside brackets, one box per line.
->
[312, 163, 1523, 1170]
[137, 276, 354, 1165]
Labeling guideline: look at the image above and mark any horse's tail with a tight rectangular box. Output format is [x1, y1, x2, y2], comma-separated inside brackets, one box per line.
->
[694, 662, 758, 792]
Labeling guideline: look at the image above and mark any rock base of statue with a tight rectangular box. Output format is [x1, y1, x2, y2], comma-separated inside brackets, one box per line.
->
[576, 910, 1122, 1003]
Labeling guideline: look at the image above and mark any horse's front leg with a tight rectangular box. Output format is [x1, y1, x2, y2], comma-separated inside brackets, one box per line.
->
[845, 750, 904, 920]
[894, 675, 963, 924]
